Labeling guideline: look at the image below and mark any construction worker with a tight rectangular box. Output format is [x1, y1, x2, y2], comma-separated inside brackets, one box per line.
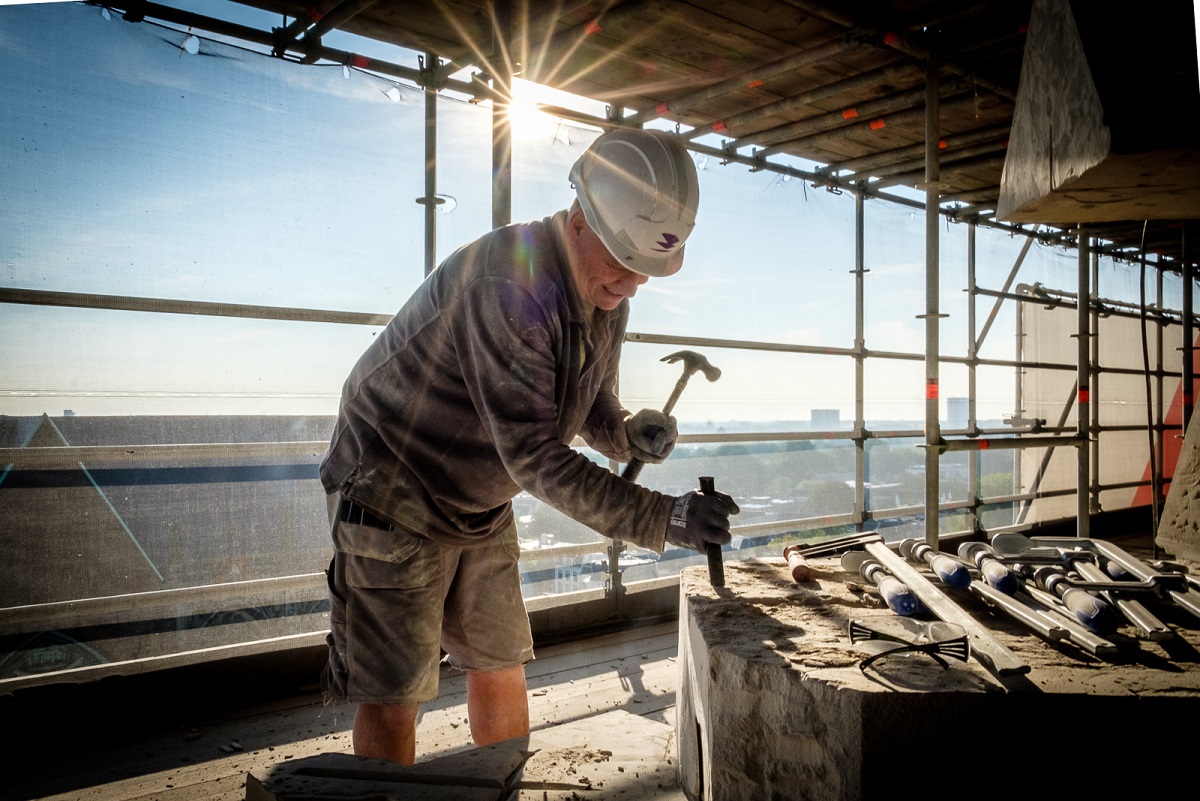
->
[319, 128, 739, 764]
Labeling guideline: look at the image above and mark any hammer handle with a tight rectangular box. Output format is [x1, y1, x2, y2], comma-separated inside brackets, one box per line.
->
[661, 378, 688, 417]
[621, 382, 683, 483]
[621, 458, 645, 483]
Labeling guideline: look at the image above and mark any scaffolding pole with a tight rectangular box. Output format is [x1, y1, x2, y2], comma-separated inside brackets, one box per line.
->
[420, 54, 439, 277]
[967, 222, 980, 534]
[854, 189, 868, 531]
[1077, 229, 1091, 538]
[1156, 254, 1166, 520]
[491, 0, 513, 230]
[1090, 248, 1101, 514]
[922, 57, 942, 547]
[1184, 223, 1195, 431]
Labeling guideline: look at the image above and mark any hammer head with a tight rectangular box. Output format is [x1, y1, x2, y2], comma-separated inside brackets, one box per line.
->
[662, 350, 721, 382]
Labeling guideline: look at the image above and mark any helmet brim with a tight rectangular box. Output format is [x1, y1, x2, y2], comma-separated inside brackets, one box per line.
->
[600, 233, 685, 278]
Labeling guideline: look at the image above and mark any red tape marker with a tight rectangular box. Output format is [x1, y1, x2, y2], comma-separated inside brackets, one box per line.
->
[926, 380, 939, 399]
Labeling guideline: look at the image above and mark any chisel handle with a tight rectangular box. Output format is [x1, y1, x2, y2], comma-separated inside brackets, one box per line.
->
[877, 576, 923, 616]
[699, 476, 725, 587]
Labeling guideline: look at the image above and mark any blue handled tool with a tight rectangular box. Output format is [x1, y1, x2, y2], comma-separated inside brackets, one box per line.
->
[841, 551, 924, 616]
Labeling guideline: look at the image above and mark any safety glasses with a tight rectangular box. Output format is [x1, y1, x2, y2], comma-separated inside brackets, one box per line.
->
[848, 618, 970, 672]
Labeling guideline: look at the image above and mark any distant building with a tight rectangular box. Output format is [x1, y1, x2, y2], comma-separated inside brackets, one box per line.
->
[947, 397, 970, 428]
[811, 409, 840, 428]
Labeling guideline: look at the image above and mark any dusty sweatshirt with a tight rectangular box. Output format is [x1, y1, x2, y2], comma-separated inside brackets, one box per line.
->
[319, 210, 673, 556]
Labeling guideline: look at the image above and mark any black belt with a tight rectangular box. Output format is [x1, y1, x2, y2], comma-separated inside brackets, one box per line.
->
[337, 498, 395, 531]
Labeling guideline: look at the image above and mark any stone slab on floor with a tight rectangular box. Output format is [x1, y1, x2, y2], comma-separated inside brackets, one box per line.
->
[246, 708, 683, 801]
[677, 558, 1200, 801]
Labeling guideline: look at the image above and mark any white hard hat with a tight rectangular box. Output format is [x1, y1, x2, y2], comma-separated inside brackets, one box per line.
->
[569, 129, 700, 277]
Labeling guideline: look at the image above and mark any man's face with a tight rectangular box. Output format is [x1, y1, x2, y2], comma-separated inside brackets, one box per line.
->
[568, 210, 650, 311]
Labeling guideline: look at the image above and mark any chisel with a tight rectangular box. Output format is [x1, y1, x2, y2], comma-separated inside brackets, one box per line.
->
[699, 476, 724, 587]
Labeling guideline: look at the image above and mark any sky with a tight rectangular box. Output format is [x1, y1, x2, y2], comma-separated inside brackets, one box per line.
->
[1, 0, 1180, 425]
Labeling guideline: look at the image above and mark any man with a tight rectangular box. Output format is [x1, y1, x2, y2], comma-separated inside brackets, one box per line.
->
[319, 128, 739, 764]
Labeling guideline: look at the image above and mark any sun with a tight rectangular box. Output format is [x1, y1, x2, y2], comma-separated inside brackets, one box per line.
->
[504, 78, 560, 138]
[503, 78, 607, 140]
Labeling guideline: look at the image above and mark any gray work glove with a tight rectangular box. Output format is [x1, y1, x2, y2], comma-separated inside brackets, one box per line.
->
[665, 490, 740, 552]
[625, 408, 679, 464]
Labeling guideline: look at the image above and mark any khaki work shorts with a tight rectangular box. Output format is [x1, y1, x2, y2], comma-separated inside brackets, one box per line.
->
[322, 512, 534, 705]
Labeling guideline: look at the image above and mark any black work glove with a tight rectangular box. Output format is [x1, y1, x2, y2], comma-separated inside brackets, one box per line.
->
[625, 409, 679, 464]
[665, 489, 740, 552]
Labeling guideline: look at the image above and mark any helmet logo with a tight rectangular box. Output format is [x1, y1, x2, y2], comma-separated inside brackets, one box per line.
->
[654, 232, 680, 252]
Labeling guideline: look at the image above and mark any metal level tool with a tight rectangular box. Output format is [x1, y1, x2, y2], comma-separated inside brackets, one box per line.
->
[790, 532, 883, 558]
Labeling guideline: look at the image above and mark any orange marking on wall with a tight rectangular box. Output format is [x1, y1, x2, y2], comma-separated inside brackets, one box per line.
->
[1133, 334, 1200, 507]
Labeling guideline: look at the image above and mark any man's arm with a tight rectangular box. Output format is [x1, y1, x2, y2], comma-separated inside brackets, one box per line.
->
[448, 276, 673, 551]
[579, 330, 635, 463]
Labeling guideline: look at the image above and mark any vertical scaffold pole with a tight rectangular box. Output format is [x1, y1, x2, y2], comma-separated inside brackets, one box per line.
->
[922, 57, 942, 547]
[1077, 229, 1091, 538]
[421, 54, 438, 277]
[491, 0, 512, 230]
[1090, 248, 1100, 515]
[855, 189, 867, 531]
[967, 223, 980, 534]
[1156, 256, 1165, 521]
[1184, 223, 1195, 432]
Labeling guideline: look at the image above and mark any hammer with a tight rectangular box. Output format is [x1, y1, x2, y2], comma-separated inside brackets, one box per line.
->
[621, 350, 721, 483]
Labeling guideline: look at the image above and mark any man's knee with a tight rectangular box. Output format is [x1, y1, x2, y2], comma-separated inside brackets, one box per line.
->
[353, 702, 421, 763]
[358, 701, 421, 728]
[466, 664, 528, 696]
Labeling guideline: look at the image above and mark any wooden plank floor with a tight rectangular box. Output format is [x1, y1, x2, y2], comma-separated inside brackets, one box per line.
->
[7, 621, 680, 801]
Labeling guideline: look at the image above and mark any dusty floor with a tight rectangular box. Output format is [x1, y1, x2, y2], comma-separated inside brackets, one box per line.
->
[5, 624, 683, 801]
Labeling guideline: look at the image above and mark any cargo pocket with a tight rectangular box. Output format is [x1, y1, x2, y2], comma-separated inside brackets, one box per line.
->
[321, 555, 349, 702]
[339, 540, 446, 703]
[343, 534, 437, 590]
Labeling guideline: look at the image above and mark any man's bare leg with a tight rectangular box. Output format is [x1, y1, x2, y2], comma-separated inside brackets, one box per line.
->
[353, 702, 420, 764]
[466, 664, 530, 745]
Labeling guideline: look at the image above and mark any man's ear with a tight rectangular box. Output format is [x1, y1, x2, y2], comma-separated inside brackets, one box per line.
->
[575, 204, 602, 238]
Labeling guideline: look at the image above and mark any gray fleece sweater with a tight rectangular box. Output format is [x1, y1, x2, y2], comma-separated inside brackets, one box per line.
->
[319, 210, 673, 555]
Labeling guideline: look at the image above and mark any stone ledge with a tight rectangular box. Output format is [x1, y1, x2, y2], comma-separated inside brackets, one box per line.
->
[676, 558, 1200, 800]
